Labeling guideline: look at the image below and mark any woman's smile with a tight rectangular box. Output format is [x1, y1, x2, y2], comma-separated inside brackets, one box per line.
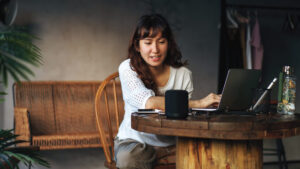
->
[150, 55, 161, 62]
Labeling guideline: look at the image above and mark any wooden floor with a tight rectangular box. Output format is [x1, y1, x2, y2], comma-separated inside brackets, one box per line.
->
[264, 163, 300, 169]
[18, 148, 300, 169]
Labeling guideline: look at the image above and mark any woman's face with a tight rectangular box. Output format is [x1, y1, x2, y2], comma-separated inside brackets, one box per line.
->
[138, 31, 168, 68]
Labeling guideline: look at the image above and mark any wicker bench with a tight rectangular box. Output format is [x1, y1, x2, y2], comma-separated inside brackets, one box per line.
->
[13, 81, 124, 150]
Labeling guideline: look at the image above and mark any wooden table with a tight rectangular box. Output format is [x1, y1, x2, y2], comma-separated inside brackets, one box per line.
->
[131, 113, 300, 169]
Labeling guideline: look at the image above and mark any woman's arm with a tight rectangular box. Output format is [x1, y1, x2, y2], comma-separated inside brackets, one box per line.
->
[145, 96, 165, 110]
[119, 60, 156, 109]
[145, 93, 221, 110]
[189, 93, 221, 108]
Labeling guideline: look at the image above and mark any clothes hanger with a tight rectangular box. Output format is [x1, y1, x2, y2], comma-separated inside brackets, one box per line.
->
[282, 13, 291, 32]
[226, 8, 238, 28]
[290, 14, 298, 31]
[282, 12, 299, 32]
[233, 9, 249, 24]
[288, 13, 295, 30]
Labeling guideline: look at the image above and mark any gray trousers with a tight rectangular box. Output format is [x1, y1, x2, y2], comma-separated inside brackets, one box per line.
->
[114, 138, 175, 169]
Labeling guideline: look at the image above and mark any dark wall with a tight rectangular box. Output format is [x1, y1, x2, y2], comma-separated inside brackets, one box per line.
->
[176, 1, 221, 98]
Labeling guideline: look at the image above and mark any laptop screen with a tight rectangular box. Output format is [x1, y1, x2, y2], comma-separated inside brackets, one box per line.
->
[218, 69, 261, 111]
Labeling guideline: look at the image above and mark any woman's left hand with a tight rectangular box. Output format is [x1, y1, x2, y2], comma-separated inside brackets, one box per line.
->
[197, 93, 221, 108]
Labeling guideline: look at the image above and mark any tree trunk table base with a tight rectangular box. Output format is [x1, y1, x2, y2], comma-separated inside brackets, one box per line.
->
[176, 137, 262, 169]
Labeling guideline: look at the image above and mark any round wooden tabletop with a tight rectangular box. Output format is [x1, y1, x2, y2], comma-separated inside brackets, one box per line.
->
[131, 113, 300, 140]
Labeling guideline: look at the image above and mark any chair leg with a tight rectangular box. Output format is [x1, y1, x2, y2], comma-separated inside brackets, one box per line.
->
[276, 139, 288, 169]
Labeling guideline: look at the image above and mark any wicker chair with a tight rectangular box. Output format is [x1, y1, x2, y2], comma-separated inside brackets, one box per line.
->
[95, 72, 175, 169]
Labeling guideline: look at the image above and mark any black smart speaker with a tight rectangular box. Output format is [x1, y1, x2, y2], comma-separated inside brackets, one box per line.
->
[165, 90, 188, 119]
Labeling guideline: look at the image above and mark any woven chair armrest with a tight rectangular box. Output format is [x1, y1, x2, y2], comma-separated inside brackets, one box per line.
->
[14, 107, 31, 147]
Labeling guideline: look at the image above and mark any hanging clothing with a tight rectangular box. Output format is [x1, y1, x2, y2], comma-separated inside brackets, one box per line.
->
[246, 23, 252, 69]
[251, 18, 264, 70]
[239, 24, 247, 68]
[218, 27, 244, 92]
[218, 10, 244, 92]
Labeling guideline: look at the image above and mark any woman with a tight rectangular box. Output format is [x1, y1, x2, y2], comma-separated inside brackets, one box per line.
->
[115, 14, 221, 169]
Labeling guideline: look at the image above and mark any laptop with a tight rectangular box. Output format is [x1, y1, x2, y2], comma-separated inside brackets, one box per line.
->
[192, 69, 261, 112]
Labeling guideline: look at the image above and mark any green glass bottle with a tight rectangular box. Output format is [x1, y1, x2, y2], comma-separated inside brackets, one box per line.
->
[277, 66, 296, 115]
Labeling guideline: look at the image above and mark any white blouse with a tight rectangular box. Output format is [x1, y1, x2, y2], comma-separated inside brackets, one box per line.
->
[116, 59, 193, 147]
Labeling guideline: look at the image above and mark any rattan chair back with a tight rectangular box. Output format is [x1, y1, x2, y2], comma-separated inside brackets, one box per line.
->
[95, 72, 124, 168]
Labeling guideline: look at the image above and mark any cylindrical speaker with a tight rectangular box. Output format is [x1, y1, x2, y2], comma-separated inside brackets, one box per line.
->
[165, 90, 188, 119]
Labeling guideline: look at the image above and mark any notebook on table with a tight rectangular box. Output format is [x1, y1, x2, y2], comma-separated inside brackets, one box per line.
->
[191, 69, 261, 113]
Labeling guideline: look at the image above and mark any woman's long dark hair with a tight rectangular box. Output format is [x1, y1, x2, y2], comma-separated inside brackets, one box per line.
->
[128, 14, 187, 95]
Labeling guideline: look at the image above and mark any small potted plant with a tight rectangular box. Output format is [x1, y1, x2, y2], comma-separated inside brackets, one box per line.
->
[0, 129, 50, 169]
[0, 0, 49, 168]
